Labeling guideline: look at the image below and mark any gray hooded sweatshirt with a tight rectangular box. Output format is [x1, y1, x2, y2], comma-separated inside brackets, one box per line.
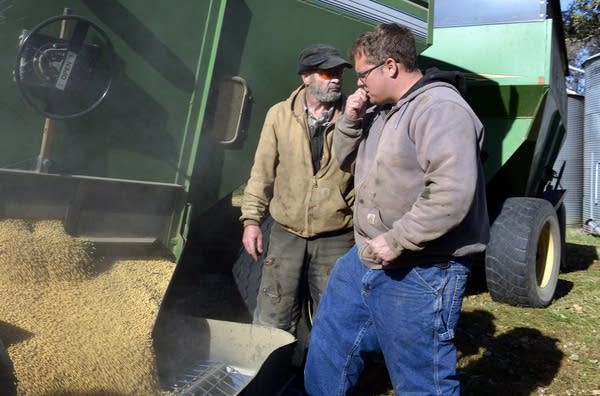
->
[335, 69, 489, 269]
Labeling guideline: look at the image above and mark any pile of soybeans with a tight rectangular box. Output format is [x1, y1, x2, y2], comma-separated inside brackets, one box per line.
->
[0, 219, 176, 395]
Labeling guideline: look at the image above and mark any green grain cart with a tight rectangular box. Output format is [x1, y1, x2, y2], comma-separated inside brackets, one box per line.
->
[0, 0, 568, 394]
[421, 0, 568, 308]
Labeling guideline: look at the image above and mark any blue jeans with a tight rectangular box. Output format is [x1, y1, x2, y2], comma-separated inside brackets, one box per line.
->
[304, 245, 470, 396]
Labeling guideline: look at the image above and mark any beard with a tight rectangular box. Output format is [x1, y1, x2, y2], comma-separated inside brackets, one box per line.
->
[309, 83, 342, 103]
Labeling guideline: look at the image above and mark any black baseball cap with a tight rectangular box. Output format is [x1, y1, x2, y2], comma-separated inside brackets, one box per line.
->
[297, 43, 352, 74]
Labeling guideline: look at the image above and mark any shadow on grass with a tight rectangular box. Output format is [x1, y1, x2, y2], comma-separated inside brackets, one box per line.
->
[351, 309, 563, 396]
[553, 278, 575, 300]
[562, 242, 598, 273]
[352, 242, 590, 394]
[456, 310, 563, 396]
[465, 261, 488, 296]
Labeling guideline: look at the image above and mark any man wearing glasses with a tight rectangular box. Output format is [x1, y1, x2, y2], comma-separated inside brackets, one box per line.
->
[240, 44, 355, 339]
[304, 24, 489, 395]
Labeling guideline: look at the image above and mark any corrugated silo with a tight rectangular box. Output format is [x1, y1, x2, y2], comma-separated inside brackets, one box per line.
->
[555, 91, 584, 226]
[582, 53, 600, 231]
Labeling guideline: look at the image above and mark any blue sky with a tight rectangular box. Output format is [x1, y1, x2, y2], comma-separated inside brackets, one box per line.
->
[560, 0, 573, 10]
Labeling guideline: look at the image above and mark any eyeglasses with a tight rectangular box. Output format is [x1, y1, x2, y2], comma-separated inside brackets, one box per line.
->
[356, 61, 385, 82]
[315, 67, 345, 80]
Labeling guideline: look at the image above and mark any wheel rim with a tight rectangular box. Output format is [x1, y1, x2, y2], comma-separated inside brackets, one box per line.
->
[536, 222, 555, 288]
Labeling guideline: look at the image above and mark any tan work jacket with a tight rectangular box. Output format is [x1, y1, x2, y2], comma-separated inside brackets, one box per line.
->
[240, 85, 354, 237]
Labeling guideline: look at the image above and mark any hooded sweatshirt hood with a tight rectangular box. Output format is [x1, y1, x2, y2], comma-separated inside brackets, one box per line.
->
[402, 67, 468, 100]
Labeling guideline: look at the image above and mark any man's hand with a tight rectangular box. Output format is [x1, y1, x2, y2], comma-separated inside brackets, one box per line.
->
[344, 88, 369, 121]
[366, 235, 397, 265]
[242, 224, 263, 261]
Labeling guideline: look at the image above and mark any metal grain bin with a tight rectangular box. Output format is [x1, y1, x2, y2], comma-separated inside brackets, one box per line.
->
[555, 92, 584, 226]
[582, 53, 600, 230]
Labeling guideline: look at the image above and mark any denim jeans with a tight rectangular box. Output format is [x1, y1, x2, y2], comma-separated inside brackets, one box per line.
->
[304, 245, 470, 396]
[253, 222, 354, 334]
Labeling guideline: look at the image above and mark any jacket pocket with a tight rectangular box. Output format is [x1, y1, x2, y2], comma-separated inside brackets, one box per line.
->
[358, 207, 391, 233]
[315, 184, 353, 228]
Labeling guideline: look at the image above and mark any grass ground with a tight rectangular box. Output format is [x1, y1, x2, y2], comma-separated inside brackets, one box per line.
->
[355, 228, 600, 396]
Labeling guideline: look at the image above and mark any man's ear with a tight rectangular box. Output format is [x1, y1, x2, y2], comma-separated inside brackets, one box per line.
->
[385, 58, 400, 77]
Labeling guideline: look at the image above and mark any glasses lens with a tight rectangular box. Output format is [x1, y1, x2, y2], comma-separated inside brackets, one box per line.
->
[317, 67, 344, 79]
[357, 62, 384, 81]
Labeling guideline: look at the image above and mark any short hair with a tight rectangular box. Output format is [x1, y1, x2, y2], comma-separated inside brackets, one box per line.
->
[349, 23, 418, 72]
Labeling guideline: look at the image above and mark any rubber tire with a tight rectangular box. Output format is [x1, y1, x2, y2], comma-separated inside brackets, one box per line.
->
[557, 203, 567, 271]
[231, 216, 314, 326]
[485, 197, 561, 307]
[232, 215, 273, 315]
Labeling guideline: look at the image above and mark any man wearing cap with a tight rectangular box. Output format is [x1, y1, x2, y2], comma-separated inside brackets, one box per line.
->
[240, 44, 355, 335]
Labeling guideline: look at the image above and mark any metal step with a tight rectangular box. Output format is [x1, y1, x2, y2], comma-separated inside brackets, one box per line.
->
[152, 316, 296, 396]
[168, 362, 254, 396]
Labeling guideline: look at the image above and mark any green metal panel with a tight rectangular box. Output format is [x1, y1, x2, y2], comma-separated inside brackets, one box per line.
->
[1, 0, 432, 202]
[0, 0, 225, 187]
[479, 117, 537, 175]
[420, 18, 566, 197]
[379, 0, 429, 20]
[0, 0, 433, 256]
[207, 0, 375, 210]
[0, 1, 227, 257]
[423, 22, 550, 86]
[0, 1, 61, 167]
[189, 0, 424, 215]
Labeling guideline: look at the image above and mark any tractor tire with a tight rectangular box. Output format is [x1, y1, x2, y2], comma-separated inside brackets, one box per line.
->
[232, 215, 273, 315]
[557, 203, 567, 271]
[485, 197, 561, 307]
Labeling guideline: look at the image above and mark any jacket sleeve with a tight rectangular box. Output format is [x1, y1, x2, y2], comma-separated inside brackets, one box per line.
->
[240, 106, 279, 226]
[334, 115, 363, 172]
[383, 101, 483, 256]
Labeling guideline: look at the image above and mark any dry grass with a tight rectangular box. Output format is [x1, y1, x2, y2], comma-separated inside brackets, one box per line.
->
[456, 228, 600, 396]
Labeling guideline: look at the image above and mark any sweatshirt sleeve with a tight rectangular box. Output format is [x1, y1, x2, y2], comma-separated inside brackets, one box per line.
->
[239, 106, 279, 226]
[383, 101, 482, 255]
[334, 115, 363, 172]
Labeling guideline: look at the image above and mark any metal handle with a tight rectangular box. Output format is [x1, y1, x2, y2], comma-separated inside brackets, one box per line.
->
[218, 76, 251, 145]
